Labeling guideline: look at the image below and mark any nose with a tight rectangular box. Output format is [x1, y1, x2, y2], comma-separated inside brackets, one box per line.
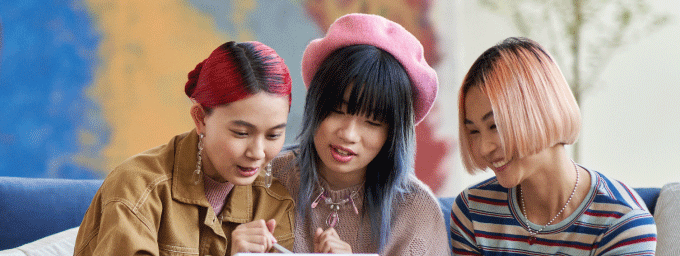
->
[479, 132, 500, 158]
[337, 117, 360, 143]
[245, 136, 266, 161]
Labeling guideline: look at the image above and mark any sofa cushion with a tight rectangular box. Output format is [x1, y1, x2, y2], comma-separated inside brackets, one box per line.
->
[0, 227, 79, 256]
[654, 182, 680, 255]
[0, 177, 102, 250]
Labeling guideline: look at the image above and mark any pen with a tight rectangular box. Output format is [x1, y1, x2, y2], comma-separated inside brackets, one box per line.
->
[272, 243, 293, 254]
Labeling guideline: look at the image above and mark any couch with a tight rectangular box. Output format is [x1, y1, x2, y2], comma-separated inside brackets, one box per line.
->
[0, 176, 678, 255]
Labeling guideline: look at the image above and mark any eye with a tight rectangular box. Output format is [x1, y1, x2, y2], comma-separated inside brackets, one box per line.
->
[231, 130, 248, 137]
[468, 129, 480, 135]
[266, 133, 283, 140]
[365, 120, 383, 127]
[490, 124, 497, 130]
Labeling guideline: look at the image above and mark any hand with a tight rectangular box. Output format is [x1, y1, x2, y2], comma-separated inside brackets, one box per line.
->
[230, 219, 277, 256]
[313, 227, 352, 253]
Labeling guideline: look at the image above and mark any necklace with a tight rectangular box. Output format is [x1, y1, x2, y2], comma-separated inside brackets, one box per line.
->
[311, 186, 359, 228]
[520, 160, 579, 245]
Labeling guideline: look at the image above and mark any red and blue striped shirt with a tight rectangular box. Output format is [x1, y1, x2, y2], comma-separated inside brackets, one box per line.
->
[450, 168, 656, 255]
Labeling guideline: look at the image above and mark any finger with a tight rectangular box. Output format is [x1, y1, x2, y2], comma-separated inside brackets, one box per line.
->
[314, 227, 323, 243]
[236, 219, 267, 230]
[231, 234, 268, 254]
[313, 227, 324, 252]
[325, 227, 339, 238]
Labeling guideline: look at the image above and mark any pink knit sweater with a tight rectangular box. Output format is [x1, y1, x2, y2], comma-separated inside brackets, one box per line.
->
[271, 151, 451, 255]
[203, 174, 235, 215]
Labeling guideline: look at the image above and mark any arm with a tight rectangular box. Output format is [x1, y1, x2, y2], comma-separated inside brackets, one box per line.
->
[75, 200, 159, 256]
[450, 191, 482, 255]
[595, 210, 657, 256]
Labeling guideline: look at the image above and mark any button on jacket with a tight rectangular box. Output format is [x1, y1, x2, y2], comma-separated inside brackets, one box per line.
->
[74, 130, 295, 256]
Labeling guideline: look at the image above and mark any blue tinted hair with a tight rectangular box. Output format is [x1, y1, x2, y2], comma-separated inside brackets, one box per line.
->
[297, 44, 415, 250]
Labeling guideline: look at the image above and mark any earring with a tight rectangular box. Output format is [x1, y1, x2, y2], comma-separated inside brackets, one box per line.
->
[193, 133, 204, 185]
[264, 162, 273, 188]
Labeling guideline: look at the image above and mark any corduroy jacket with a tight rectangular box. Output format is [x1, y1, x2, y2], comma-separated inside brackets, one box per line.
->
[74, 130, 295, 256]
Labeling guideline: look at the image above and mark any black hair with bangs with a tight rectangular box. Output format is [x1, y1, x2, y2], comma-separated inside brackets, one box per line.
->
[297, 44, 415, 250]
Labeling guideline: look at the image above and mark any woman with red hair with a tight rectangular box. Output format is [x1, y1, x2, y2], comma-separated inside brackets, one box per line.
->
[75, 41, 295, 256]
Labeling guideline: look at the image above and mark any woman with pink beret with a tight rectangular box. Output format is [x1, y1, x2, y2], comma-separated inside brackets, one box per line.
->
[272, 13, 450, 255]
[75, 41, 296, 255]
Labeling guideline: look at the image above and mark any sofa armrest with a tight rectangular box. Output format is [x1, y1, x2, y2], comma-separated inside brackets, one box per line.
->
[0, 177, 102, 250]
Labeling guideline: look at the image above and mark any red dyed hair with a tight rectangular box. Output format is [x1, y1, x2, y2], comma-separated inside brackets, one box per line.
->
[184, 41, 292, 110]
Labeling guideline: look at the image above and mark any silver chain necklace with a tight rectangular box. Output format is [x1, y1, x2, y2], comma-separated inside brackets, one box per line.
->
[520, 160, 579, 245]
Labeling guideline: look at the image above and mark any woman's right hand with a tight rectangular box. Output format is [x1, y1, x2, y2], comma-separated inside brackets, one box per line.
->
[230, 219, 277, 255]
[314, 227, 353, 253]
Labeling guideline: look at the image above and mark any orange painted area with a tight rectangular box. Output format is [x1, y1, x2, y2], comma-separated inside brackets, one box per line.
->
[82, 0, 228, 173]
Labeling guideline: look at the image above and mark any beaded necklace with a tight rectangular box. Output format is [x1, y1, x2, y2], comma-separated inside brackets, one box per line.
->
[520, 161, 579, 245]
[311, 186, 359, 228]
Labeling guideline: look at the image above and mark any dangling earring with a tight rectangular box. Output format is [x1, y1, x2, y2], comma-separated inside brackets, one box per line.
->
[193, 133, 204, 185]
[264, 162, 273, 188]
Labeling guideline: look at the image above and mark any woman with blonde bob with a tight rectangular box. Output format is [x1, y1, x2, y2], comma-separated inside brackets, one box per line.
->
[450, 37, 656, 255]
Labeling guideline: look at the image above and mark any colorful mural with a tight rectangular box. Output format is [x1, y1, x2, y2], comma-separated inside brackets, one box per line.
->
[0, 0, 452, 193]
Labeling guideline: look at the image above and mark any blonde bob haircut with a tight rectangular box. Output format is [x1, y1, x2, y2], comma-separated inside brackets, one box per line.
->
[458, 37, 581, 174]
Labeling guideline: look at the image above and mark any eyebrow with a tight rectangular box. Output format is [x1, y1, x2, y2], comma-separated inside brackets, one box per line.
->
[230, 120, 287, 130]
[464, 111, 494, 124]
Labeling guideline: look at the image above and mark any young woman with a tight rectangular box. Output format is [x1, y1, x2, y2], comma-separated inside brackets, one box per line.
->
[450, 37, 657, 255]
[74, 41, 295, 256]
[271, 13, 450, 255]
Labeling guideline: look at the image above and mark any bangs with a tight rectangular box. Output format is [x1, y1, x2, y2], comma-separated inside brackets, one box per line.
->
[313, 45, 412, 127]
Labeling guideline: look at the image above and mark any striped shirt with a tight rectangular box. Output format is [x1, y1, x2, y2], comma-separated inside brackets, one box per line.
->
[450, 167, 656, 255]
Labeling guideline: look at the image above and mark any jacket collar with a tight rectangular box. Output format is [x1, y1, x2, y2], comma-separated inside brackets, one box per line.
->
[171, 129, 254, 223]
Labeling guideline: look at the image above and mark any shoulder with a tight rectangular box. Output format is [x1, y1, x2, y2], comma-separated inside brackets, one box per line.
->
[251, 175, 294, 204]
[270, 147, 301, 194]
[590, 169, 650, 212]
[271, 147, 298, 169]
[98, 133, 188, 205]
[394, 177, 444, 216]
[456, 176, 507, 205]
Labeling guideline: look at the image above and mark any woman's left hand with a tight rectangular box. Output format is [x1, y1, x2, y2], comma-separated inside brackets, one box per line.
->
[230, 219, 277, 255]
[313, 227, 353, 253]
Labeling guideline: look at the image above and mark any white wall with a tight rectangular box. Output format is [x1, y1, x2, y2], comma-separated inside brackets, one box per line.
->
[432, 0, 680, 197]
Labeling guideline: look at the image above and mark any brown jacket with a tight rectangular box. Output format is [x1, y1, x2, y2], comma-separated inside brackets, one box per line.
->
[74, 131, 295, 256]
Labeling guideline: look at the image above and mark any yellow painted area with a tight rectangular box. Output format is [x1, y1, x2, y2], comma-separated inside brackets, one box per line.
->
[82, 0, 229, 172]
[306, 0, 419, 36]
[233, 0, 257, 42]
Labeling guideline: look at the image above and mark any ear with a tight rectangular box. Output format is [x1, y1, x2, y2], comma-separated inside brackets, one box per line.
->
[190, 103, 207, 135]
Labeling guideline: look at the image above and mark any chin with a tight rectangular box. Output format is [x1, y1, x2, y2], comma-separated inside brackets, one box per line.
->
[495, 176, 518, 189]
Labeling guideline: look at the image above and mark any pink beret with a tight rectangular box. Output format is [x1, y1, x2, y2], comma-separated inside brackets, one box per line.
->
[301, 13, 438, 125]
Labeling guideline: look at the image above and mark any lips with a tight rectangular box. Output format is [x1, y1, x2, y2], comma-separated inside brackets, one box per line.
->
[491, 159, 511, 172]
[330, 145, 356, 163]
[238, 166, 259, 177]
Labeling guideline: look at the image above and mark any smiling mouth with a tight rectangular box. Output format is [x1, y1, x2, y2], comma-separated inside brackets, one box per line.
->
[491, 159, 511, 171]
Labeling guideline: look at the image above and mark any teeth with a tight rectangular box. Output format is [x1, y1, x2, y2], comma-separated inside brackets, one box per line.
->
[492, 160, 509, 168]
[335, 148, 351, 156]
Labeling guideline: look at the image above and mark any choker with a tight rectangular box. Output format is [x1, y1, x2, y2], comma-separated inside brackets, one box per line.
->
[311, 186, 359, 228]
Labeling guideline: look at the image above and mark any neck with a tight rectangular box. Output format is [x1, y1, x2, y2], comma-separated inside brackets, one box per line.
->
[518, 145, 588, 224]
[317, 165, 365, 191]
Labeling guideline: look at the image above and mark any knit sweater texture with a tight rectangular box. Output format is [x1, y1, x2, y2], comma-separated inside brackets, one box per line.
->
[271, 150, 451, 255]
